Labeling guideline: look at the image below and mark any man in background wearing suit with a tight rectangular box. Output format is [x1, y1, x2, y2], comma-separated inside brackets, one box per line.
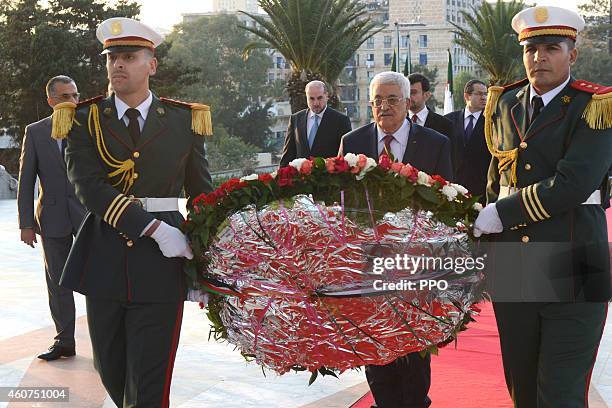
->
[445, 79, 491, 202]
[17, 75, 86, 361]
[407, 73, 453, 140]
[279, 80, 352, 166]
[339, 71, 452, 408]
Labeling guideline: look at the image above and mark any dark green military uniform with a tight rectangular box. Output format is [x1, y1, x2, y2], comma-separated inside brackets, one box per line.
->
[60, 93, 212, 406]
[485, 76, 612, 407]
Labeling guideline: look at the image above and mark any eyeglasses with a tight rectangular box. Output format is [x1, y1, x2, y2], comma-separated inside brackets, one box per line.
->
[369, 97, 404, 107]
[51, 93, 80, 101]
[469, 92, 488, 97]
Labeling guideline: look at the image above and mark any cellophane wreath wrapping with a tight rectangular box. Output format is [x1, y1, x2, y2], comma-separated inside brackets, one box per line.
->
[183, 155, 485, 376]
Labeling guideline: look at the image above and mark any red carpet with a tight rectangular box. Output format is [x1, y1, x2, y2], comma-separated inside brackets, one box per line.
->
[350, 302, 512, 408]
[352, 210, 612, 408]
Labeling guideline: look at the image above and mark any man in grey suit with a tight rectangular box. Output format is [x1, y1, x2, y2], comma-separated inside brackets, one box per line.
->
[17, 75, 86, 361]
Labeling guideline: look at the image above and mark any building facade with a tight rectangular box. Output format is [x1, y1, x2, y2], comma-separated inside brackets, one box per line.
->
[343, 0, 482, 126]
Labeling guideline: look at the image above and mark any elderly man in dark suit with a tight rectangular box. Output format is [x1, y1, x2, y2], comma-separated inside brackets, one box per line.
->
[339, 71, 452, 408]
[279, 80, 352, 166]
[444, 79, 491, 203]
[407, 73, 453, 140]
[17, 75, 86, 361]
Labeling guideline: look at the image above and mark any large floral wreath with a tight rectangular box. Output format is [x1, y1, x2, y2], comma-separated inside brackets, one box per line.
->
[182, 154, 484, 376]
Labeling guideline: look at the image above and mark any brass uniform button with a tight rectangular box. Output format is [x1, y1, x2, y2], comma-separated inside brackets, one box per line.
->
[519, 141, 527, 149]
[133, 172, 139, 179]
[126, 240, 134, 247]
[521, 235, 530, 243]
[524, 163, 532, 171]
[133, 151, 140, 159]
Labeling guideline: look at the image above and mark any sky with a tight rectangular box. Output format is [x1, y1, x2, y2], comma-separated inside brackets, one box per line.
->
[137, 0, 583, 30]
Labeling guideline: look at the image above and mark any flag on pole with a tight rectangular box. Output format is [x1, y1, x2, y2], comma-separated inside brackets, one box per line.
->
[391, 49, 397, 72]
[443, 49, 454, 115]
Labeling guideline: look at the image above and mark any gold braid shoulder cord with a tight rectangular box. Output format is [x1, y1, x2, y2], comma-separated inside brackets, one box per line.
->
[484, 86, 519, 187]
[87, 104, 135, 193]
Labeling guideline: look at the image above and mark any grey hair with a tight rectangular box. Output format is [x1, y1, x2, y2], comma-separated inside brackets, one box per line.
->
[369, 71, 411, 99]
[46, 75, 76, 98]
[305, 80, 328, 93]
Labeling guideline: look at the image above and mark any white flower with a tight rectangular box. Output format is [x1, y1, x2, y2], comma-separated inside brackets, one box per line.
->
[450, 183, 469, 196]
[289, 158, 308, 171]
[441, 185, 458, 201]
[473, 202, 484, 211]
[356, 157, 378, 180]
[240, 173, 258, 182]
[417, 171, 432, 186]
[344, 153, 359, 167]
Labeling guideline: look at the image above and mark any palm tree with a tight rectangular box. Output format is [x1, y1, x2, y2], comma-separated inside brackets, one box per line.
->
[240, 0, 383, 112]
[452, 0, 525, 85]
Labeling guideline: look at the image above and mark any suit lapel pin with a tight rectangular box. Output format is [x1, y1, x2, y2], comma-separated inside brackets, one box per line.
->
[561, 95, 571, 105]
[157, 107, 165, 116]
[103, 107, 113, 116]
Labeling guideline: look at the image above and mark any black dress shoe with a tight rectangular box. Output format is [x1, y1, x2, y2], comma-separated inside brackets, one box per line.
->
[37, 345, 75, 361]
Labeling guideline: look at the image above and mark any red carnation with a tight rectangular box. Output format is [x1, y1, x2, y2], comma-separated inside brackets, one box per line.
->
[333, 157, 350, 173]
[277, 166, 298, 187]
[258, 173, 274, 184]
[431, 175, 449, 186]
[378, 154, 392, 170]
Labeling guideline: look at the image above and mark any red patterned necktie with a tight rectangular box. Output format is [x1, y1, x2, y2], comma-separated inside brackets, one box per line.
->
[380, 134, 395, 159]
[411, 114, 419, 125]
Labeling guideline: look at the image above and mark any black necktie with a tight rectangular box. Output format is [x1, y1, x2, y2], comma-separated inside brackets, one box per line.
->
[464, 114, 474, 146]
[125, 108, 141, 145]
[530, 96, 544, 126]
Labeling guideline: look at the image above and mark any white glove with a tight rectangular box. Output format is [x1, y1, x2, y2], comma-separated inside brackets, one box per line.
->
[151, 221, 194, 259]
[473, 203, 504, 237]
[187, 289, 209, 305]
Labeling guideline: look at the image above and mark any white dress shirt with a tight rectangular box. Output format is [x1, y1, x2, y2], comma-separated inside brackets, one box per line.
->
[464, 109, 482, 130]
[115, 91, 153, 132]
[307, 106, 327, 137]
[528, 75, 571, 117]
[377, 119, 410, 160]
[409, 107, 429, 126]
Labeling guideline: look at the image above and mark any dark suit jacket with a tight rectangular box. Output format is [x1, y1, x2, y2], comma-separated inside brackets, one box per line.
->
[17, 116, 86, 237]
[423, 109, 453, 139]
[61, 94, 213, 302]
[339, 122, 453, 180]
[444, 109, 491, 201]
[280, 106, 352, 166]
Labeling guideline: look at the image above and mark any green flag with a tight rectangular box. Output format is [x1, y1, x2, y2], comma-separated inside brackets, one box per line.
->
[443, 49, 454, 114]
[391, 49, 397, 72]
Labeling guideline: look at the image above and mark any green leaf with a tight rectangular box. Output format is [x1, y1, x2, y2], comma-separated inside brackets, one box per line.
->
[308, 370, 318, 386]
[416, 185, 441, 204]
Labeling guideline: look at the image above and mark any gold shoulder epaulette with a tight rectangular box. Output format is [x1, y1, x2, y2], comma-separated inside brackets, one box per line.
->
[51, 95, 104, 140]
[483, 78, 529, 187]
[571, 80, 612, 130]
[159, 97, 213, 136]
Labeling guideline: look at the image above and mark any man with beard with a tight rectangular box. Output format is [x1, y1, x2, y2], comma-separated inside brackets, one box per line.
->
[280, 80, 352, 166]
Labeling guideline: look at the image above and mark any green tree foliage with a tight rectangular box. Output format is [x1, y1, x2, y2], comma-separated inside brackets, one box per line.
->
[240, 0, 383, 112]
[453, 0, 525, 85]
[205, 126, 258, 173]
[573, 0, 612, 84]
[0, 0, 140, 145]
[163, 14, 273, 150]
